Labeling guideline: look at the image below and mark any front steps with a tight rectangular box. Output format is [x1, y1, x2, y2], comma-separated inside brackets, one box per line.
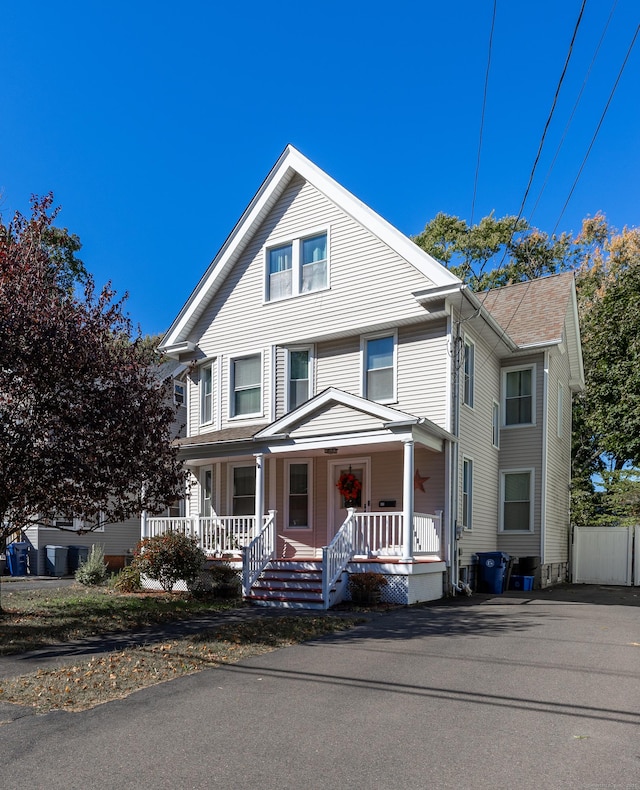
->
[246, 560, 332, 609]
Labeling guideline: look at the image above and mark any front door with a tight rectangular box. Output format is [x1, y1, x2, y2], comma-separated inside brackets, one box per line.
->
[328, 458, 370, 541]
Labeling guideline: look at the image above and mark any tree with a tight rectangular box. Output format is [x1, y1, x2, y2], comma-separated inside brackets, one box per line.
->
[0, 195, 186, 554]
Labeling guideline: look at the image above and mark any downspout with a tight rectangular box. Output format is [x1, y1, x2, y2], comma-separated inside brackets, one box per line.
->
[449, 307, 462, 594]
[541, 351, 549, 568]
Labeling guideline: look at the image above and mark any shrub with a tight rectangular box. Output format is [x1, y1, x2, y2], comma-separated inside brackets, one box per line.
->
[133, 532, 205, 593]
[111, 564, 142, 593]
[348, 571, 388, 604]
[190, 563, 241, 599]
[75, 545, 109, 586]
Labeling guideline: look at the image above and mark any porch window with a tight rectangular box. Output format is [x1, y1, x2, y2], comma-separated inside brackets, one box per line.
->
[231, 355, 262, 417]
[232, 466, 255, 516]
[200, 363, 214, 425]
[364, 333, 396, 403]
[504, 366, 534, 426]
[288, 348, 311, 411]
[266, 232, 328, 302]
[501, 470, 534, 532]
[463, 339, 475, 407]
[201, 468, 213, 517]
[462, 457, 473, 530]
[287, 461, 310, 529]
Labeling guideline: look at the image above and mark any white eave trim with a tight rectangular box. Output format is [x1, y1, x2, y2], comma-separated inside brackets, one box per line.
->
[161, 342, 196, 358]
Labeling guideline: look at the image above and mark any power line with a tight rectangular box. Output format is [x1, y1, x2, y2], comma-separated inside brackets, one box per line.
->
[470, 0, 497, 227]
[529, 0, 618, 225]
[552, 23, 639, 235]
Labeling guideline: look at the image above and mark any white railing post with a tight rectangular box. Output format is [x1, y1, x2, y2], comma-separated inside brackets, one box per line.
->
[402, 438, 414, 561]
[254, 453, 264, 528]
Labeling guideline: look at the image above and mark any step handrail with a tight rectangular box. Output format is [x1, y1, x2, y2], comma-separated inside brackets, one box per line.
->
[242, 510, 276, 597]
[322, 508, 357, 609]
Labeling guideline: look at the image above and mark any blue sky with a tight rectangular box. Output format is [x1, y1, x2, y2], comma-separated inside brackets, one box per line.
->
[2, 1, 638, 336]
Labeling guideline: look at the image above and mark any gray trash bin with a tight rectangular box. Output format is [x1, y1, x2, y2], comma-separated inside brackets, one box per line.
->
[68, 545, 89, 573]
[46, 545, 69, 576]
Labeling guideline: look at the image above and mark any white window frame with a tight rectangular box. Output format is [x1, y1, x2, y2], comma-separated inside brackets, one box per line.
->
[201, 466, 213, 517]
[229, 352, 263, 419]
[499, 468, 535, 533]
[265, 229, 329, 303]
[173, 380, 185, 407]
[199, 361, 215, 426]
[228, 462, 256, 517]
[502, 364, 536, 427]
[45, 514, 105, 532]
[463, 338, 475, 408]
[492, 400, 500, 448]
[557, 381, 564, 438]
[284, 458, 313, 531]
[286, 346, 314, 412]
[362, 330, 397, 404]
[462, 457, 473, 530]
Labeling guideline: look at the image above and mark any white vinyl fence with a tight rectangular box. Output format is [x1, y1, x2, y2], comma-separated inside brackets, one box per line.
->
[572, 525, 639, 586]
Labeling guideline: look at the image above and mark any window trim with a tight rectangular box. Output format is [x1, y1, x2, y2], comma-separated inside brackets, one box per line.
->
[499, 468, 535, 533]
[361, 330, 398, 404]
[229, 352, 263, 419]
[462, 456, 473, 531]
[284, 458, 313, 531]
[285, 346, 314, 413]
[173, 380, 185, 407]
[200, 466, 213, 517]
[463, 337, 475, 408]
[228, 462, 256, 517]
[492, 400, 500, 449]
[502, 364, 536, 427]
[44, 515, 105, 532]
[199, 361, 215, 426]
[265, 228, 329, 303]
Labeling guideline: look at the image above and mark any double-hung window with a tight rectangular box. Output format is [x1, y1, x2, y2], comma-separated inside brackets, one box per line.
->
[287, 461, 310, 529]
[288, 348, 311, 411]
[462, 458, 473, 530]
[501, 470, 534, 532]
[174, 380, 185, 406]
[364, 333, 396, 403]
[463, 339, 475, 407]
[267, 232, 328, 301]
[504, 366, 534, 426]
[200, 363, 214, 425]
[231, 355, 262, 417]
[232, 466, 255, 516]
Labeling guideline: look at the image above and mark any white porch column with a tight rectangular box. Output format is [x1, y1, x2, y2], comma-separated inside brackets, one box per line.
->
[140, 510, 148, 540]
[402, 438, 414, 561]
[254, 453, 265, 530]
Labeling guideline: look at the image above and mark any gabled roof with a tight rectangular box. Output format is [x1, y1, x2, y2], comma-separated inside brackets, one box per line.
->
[161, 145, 461, 351]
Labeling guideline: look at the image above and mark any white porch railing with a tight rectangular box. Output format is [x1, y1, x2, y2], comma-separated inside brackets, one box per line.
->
[353, 511, 442, 557]
[243, 510, 276, 596]
[322, 508, 357, 609]
[146, 515, 261, 555]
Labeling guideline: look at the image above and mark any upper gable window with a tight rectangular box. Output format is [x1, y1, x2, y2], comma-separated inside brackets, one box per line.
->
[363, 332, 396, 403]
[231, 354, 262, 417]
[266, 232, 328, 302]
[503, 366, 535, 426]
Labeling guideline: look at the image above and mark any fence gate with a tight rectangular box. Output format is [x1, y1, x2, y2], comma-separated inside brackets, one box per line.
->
[572, 525, 638, 586]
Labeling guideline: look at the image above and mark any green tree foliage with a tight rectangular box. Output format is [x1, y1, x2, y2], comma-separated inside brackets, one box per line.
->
[0, 195, 186, 548]
[133, 532, 205, 593]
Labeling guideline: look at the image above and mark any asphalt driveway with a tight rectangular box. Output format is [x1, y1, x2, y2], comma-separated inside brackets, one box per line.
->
[1, 585, 639, 789]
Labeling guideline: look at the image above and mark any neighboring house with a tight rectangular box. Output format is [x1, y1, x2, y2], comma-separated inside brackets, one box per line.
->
[21, 360, 187, 575]
[149, 145, 584, 608]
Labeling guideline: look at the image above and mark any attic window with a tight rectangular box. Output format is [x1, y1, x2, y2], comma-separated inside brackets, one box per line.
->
[266, 232, 328, 302]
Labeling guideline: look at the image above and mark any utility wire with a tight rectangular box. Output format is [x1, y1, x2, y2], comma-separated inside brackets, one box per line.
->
[552, 23, 639, 235]
[494, 0, 588, 269]
[470, 0, 497, 227]
[529, 0, 618, 225]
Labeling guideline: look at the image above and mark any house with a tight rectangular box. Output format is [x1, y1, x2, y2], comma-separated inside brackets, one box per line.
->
[18, 360, 188, 576]
[148, 145, 584, 608]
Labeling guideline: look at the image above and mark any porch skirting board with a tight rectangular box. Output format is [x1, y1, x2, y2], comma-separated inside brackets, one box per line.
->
[345, 560, 446, 605]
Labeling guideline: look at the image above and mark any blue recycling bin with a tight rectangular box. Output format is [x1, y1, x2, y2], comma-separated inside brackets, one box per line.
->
[476, 551, 510, 594]
[68, 545, 89, 573]
[7, 542, 29, 576]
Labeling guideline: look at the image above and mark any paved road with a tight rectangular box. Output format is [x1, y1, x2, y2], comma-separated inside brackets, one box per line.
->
[1, 587, 640, 789]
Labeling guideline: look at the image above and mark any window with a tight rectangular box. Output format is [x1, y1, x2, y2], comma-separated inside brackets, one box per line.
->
[557, 382, 564, 438]
[501, 470, 533, 532]
[463, 339, 475, 407]
[174, 381, 185, 406]
[287, 461, 310, 529]
[231, 355, 262, 417]
[504, 366, 534, 426]
[266, 232, 328, 301]
[47, 515, 104, 532]
[462, 458, 473, 530]
[232, 466, 255, 516]
[201, 468, 213, 516]
[200, 364, 214, 425]
[364, 333, 396, 402]
[492, 400, 500, 448]
[288, 348, 311, 411]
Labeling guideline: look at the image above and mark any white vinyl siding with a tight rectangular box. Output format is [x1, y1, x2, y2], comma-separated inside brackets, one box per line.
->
[462, 457, 473, 530]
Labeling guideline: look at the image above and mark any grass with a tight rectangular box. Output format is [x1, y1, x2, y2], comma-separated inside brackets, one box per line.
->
[0, 583, 362, 713]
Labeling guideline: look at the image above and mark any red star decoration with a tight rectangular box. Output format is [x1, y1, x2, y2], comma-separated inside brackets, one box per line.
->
[414, 469, 429, 492]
